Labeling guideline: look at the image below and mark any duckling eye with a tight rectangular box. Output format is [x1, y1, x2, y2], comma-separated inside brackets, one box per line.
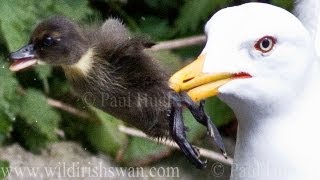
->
[254, 36, 276, 53]
[43, 36, 54, 47]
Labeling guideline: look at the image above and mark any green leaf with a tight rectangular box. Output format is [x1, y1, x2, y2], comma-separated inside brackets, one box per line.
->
[50, 79, 71, 97]
[139, 16, 174, 41]
[182, 109, 207, 142]
[16, 89, 60, 151]
[0, 61, 19, 102]
[144, 0, 178, 10]
[205, 97, 234, 127]
[19, 89, 60, 139]
[35, 65, 52, 80]
[51, 0, 93, 21]
[35, 65, 52, 93]
[0, 61, 19, 145]
[86, 107, 128, 157]
[122, 137, 170, 166]
[0, 112, 12, 144]
[271, 0, 294, 11]
[13, 118, 50, 153]
[149, 50, 182, 73]
[175, 0, 231, 35]
[0, 1, 35, 51]
[0, 160, 9, 179]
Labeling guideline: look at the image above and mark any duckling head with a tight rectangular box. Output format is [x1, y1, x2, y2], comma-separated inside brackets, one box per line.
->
[10, 16, 88, 71]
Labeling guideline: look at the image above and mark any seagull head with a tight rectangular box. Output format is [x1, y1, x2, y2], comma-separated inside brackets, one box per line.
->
[170, 3, 316, 115]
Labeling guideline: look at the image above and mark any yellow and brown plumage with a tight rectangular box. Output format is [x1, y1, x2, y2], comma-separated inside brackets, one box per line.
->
[9, 16, 225, 168]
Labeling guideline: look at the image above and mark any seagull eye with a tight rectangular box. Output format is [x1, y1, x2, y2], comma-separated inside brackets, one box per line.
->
[254, 36, 276, 53]
[43, 36, 54, 47]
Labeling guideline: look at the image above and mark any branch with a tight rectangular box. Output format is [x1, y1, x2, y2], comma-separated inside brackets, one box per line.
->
[44, 97, 233, 165]
[150, 35, 207, 51]
[47, 98, 90, 119]
[118, 125, 233, 165]
[17, 87, 91, 120]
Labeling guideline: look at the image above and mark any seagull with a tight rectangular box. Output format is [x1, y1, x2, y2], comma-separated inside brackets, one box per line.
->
[170, 2, 320, 179]
[294, 0, 320, 56]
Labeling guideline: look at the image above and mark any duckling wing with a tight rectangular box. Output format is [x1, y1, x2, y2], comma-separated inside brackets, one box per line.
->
[101, 18, 130, 43]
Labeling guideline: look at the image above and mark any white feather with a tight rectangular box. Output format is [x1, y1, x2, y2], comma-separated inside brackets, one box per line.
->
[294, 0, 320, 56]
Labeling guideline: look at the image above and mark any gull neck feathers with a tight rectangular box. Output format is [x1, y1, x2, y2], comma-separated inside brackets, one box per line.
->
[294, 0, 320, 56]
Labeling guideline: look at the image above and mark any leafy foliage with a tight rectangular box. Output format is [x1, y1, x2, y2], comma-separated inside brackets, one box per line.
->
[139, 16, 174, 41]
[0, 61, 19, 145]
[122, 137, 170, 166]
[175, 0, 232, 35]
[86, 107, 127, 157]
[205, 97, 234, 127]
[272, 0, 294, 11]
[14, 89, 60, 152]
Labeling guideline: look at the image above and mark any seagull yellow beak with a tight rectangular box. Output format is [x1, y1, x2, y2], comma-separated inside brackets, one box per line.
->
[169, 54, 250, 102]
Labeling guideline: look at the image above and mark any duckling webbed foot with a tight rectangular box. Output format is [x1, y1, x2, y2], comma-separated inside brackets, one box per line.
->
[180, 93, 227, 157]
[169, 94, 207, 169]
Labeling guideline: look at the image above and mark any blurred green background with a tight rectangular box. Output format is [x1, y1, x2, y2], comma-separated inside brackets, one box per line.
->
[0, 0, 293, 179]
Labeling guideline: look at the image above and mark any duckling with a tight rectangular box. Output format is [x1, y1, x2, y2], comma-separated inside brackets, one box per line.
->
[9, 16, 225, 169]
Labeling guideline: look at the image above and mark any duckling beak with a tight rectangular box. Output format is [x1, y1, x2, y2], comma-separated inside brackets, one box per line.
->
[169, 54, 251, 102]
[9, 44, 37, 72]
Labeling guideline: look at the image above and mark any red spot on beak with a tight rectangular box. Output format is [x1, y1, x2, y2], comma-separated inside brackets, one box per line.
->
[232, 72, 252, 79]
